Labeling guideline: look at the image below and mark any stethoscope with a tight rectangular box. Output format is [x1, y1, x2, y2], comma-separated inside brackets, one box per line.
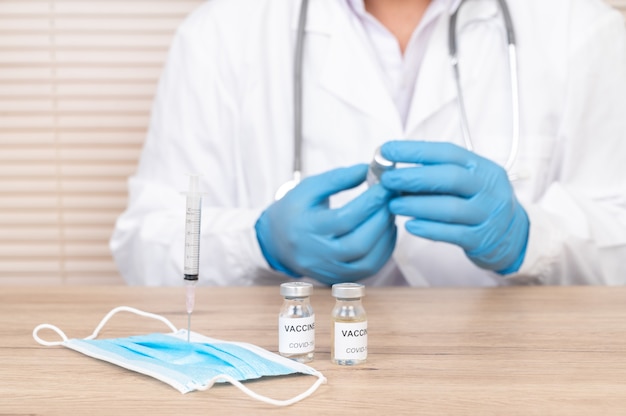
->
[275, 0, 520, 200]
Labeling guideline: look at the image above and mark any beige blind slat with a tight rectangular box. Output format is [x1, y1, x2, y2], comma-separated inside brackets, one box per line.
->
[0, 0, 625, 285]
[0, 0, 203, 285]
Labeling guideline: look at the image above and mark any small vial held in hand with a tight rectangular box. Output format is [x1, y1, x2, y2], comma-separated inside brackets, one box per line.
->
[331, 283, 367, 366]
[278, 282, 315, 363]
[367, 146, 395, 186]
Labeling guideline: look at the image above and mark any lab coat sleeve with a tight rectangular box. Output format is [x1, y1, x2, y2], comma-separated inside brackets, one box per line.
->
[514, 5, 626, 284]
[109, 4, 285, 286]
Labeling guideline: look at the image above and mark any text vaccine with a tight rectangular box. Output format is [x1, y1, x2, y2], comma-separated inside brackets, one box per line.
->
[331, 283, 367, 365]
[278, 282, 315, 363]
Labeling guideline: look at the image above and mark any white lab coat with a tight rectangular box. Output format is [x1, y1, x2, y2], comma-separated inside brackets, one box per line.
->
[110, 0, 626, 286]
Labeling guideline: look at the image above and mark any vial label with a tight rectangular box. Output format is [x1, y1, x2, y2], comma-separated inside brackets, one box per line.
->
[279, 315, 315, 354]
[333, 321, 368, 361]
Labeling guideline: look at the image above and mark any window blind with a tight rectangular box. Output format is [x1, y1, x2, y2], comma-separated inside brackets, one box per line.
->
[0, 0, 203, 285]
[0, 0, 625, 285]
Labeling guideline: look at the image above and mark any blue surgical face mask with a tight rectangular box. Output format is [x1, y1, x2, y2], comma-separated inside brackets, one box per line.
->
[33, 306, 326, 406]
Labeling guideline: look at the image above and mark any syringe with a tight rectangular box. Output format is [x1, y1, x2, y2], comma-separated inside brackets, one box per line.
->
[183, 174, 202, 342]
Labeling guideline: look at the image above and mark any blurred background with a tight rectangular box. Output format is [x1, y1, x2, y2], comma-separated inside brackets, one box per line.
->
[1, 0, 625, 286]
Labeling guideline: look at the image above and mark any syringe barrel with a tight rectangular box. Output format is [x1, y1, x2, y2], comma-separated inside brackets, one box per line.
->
[183, 176, 202, 277]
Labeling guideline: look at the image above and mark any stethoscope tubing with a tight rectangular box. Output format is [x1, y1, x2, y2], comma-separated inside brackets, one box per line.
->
[293, 0, 309, 180]
[274, 0, 308, 200]
[449, 0, 521, 179]
[281, 0, 521, 199]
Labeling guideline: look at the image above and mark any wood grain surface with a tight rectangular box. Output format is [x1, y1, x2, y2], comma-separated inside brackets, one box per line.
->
[1, 285, 626, 415]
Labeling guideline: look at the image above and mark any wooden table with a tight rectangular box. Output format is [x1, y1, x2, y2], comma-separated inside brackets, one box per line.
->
[2, 286, 626, 415]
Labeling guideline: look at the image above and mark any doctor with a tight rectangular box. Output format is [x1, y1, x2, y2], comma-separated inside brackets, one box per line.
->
[110, 0, 626, 287]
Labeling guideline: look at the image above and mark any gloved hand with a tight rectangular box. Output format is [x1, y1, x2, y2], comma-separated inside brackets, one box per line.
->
[255, 164, 397, 286]
[379, 141, 529, 274]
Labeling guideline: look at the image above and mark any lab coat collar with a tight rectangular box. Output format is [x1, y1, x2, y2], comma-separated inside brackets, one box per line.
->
[292, 0, 402, 129]
[291, 0, 332, 35]
[405, 0, 499, 135]
[291, 0, 500, 135]
[451, 0, 500, 29]
[346, 0, 463, 16]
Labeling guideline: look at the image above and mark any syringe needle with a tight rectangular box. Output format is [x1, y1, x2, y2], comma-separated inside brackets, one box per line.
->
[185, 279, 197, 342]
[187, 312, 191, 342]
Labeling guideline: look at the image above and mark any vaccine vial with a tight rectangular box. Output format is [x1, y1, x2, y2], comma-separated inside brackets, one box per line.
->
[366, 146, 395, 186]
[331, 283, 367, 365]
[278, 282, 315, 363]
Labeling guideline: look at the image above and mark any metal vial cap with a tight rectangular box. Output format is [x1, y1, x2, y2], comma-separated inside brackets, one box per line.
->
[368, 147, 396, 184]
[332, 283, 365, 299]
[372, 146, 395, 170]
[280, 281, 313, 297]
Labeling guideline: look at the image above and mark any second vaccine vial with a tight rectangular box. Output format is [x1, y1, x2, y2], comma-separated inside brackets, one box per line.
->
[331, 283, 368, 365]
[278, 282, 315, 363]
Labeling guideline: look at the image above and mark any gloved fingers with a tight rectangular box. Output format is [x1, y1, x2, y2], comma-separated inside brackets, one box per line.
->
[389, 194, 488, 225]
[380, 140, 514, 197]
[381, 164, 479, 197]
[303, 255, 370, 286]
[316, 183, 392, 236]
[465, 206, 530, 274]
[308, 271, 360, 287]
[404, 219, 481, 252]
[313, 224, 397, 284]
[287, 164, 368, 206]
[381, 140, 476, 167]
[341, 222, 397, 274]
[327, 206, 396, 262]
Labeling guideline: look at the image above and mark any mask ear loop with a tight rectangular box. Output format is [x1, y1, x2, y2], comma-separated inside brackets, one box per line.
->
[195, 371, 327, 407]
[32, 324, 69, 346]
[86, 306, 178, 339]
[33, 306, 179, 346]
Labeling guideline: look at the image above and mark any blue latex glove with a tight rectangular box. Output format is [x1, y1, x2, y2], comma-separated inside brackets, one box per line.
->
[255, 164, 397, 285]
[380, 141, 529, 274]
